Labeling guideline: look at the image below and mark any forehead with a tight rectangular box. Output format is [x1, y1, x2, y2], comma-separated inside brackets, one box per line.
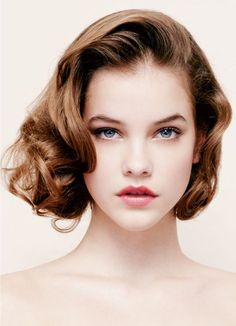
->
[84, 62, 194, 122]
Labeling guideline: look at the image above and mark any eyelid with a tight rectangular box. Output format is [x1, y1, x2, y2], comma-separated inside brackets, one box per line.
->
[156, 126, 182, 135]
[90, 127, 121, 139]
[89, 127, 120, 134]
[89, 126, 183, 139]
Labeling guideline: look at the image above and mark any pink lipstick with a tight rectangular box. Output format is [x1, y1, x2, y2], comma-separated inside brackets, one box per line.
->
[117, 186, 158, 207]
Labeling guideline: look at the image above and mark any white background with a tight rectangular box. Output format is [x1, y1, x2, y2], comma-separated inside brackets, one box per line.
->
[1, 0, 236, 274]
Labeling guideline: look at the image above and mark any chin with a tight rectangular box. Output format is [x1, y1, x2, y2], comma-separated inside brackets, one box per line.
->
[118, 223, 160, 233]
[110, 212, 167, 232]
[92, 202, 174, 232]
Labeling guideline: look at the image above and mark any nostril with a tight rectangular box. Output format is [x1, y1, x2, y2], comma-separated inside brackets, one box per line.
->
[122, 162, 153, 177]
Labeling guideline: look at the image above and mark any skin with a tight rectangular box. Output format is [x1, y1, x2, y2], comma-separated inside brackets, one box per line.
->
[83, 62, 199, 234]
[2, 61, 236, 325]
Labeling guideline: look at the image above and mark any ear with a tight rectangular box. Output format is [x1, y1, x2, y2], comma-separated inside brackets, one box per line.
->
[192, 130, 206, 164]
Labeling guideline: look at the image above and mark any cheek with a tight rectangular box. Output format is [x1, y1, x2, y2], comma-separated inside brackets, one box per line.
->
[159, 144, 194, 192]
[94, 149, 117, 178]
[83, 150, 115, 194]
[171, 156, 193, 185]
[83, 171, 100, 202]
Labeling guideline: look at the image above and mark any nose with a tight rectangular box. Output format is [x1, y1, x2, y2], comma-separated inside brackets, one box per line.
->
[122, 143, 153, 177]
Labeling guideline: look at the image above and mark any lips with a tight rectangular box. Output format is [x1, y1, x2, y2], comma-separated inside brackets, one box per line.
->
[116, 186, 157, 207]
[117, 186, 157, 197]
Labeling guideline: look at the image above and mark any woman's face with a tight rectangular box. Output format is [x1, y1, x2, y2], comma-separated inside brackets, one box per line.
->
[83, 62, 199, 231]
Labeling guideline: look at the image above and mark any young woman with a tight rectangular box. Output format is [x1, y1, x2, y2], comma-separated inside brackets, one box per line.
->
[2, 8, 236, 325]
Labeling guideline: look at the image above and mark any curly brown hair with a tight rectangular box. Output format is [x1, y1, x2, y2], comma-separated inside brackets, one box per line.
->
[1, 9, 232, 224]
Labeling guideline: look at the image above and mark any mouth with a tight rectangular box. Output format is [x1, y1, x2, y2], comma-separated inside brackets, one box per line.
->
[124, 192, 155, 197]
[117, 185, 157, 197]
[116, 186, 158, 206]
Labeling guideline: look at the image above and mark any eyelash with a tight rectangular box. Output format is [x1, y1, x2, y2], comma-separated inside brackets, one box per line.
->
[90, 127, 182, 140]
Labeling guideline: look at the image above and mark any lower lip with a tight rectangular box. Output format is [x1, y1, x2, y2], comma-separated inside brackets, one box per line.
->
[118, 195, 156, 207]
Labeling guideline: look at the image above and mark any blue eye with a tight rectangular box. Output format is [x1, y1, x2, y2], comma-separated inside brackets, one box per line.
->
[92, 128, 119, 139]
[90, 127, 181, 140]
[158, 127, 180, 139]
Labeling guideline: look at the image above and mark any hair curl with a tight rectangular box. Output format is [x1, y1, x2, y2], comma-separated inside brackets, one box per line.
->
[1, 9, 232, 223]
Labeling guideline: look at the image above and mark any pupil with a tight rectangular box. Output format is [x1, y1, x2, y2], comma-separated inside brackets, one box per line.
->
[105, 130, 114, 137]
[161, 128, 171, 137]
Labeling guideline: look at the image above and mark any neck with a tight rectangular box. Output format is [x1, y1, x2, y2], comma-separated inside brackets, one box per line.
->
[69, 208, 190, 285]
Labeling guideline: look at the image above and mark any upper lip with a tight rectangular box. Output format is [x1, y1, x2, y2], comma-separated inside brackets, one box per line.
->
[117, 186, 157, 197]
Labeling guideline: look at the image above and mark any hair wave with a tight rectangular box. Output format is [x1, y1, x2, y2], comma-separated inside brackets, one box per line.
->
[2, 9, 232, 222]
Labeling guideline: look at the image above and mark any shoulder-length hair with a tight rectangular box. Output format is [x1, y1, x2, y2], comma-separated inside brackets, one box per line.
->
[2, 9, 232, 222]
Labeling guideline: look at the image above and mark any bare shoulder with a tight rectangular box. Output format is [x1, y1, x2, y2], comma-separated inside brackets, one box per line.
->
[2, 269, 34, 302]
[198, 264, 236, 289]
[205, 267, 236, 324]
[1, 259, 65, 300]
[2, 266, 45, 294]
[2, 270, 36, 324]
[1, 256, 67, 292]
[1, 264, 57, 326]
[207, 267, 236, 299]
[179, 261, 236, 325]
[190, 263, 236, 309]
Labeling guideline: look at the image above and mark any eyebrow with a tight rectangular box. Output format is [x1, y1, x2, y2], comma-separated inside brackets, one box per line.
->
[87, 113, 187, 126]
